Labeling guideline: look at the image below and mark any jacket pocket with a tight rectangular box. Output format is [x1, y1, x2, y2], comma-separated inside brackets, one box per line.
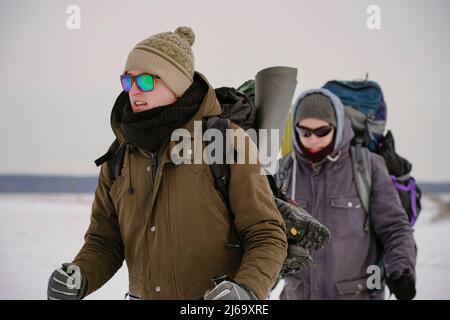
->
[330, 197, 362, 210]
[330, 196, 366, 238]
[335, 276, 369, 300]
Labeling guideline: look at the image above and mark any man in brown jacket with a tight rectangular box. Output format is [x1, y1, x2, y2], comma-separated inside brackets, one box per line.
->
[47, 26, 287, 300]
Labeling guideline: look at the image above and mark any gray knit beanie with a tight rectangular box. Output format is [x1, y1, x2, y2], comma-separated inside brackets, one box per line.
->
[295, 93, 337, 127]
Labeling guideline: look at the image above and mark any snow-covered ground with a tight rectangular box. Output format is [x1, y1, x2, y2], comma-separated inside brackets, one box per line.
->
[0, 193, 449, 300]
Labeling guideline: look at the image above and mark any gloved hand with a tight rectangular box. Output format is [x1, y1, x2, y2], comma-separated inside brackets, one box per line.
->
[47, 263, 86, 300]
[280, 244, 313, 278]
[204, 275, 258, 300]
[386, 269, 416, 300]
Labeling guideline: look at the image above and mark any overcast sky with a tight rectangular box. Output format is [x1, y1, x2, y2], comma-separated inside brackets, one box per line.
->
[0, 0, 449, 181]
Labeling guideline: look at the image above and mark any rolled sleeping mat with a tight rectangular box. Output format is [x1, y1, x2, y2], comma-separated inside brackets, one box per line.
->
[255, 66, 298, 174]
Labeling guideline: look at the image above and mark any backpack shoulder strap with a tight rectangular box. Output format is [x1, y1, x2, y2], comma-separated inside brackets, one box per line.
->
[202, 116, 232, 203]
[203, 116, 240, 249]
[350, 142, 373, 231]
[95, 139, 120, 167]
[94, 139, 127, 182]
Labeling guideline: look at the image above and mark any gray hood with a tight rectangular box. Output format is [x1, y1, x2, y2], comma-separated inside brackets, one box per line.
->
[291, 88, 354, 158]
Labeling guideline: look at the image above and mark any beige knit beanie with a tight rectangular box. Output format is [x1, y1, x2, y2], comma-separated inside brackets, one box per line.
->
[124, 26, 195, 97]
[296, 93, 337, 127]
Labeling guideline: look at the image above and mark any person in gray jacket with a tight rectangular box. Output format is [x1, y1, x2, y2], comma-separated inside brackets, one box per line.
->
[275, 89, 417, 300]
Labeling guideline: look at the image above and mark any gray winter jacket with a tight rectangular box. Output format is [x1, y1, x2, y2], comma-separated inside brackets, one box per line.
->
[275, 88, 417, 300]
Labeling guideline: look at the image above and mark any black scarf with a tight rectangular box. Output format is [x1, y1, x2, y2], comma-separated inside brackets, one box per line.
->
[299, 135, 336, 164]
[120, 76, 207, 153]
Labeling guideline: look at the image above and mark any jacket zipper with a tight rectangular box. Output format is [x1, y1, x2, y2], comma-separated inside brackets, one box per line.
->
[149, 148, 181, 298]
[149, 152, 158, 186]
[126, 145, 134, 195]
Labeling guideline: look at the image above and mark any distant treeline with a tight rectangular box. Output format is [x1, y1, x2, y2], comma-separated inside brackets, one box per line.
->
[0, 175, 97, 193]
[0, 175, 449, 194]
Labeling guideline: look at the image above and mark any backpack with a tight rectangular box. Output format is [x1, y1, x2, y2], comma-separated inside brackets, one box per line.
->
[323, 80, 387, 152]
[322, 80, 422, 228]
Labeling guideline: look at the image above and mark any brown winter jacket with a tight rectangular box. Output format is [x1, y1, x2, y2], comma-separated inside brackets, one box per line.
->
[72, 72, 287, 300]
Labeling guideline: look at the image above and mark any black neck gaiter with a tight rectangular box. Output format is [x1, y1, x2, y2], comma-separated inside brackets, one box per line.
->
[120, 76, 207, 153]
[299, 136, 336, 164]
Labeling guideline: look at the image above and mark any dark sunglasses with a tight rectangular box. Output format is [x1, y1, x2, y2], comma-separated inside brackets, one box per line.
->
[295, 124, 334, 138]
[120, 73, 160, 92]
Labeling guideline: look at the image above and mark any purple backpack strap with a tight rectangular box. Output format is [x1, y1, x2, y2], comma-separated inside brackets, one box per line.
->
[390, 175, 418, 225]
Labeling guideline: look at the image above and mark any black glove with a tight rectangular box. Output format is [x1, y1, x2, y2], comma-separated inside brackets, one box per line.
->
[47, 263, 86, 300]
[386, 270, 416, 300]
